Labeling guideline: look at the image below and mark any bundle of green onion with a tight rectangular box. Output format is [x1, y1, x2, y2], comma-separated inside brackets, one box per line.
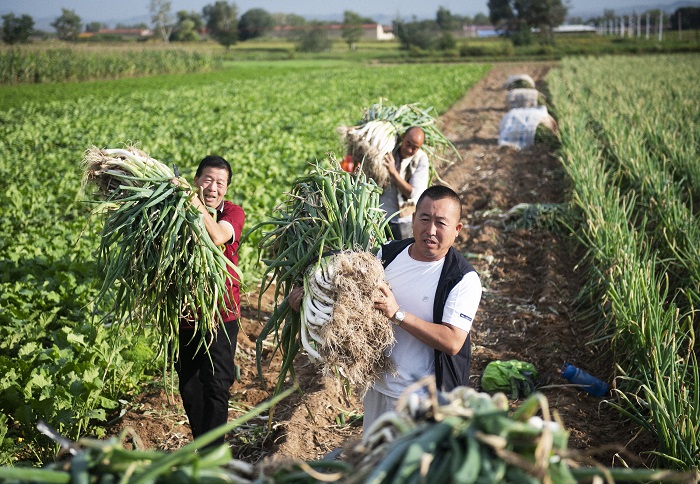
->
[338, 98, 459, 187]
[81, 146, 241, 378]
[339, 119, 399, 188]
[349, 382, 573, 483]
[247, 157, 392, 395]
[3, 384, 694, 483]
[0, 388, 295, 484]
[338, 379, 696, 483]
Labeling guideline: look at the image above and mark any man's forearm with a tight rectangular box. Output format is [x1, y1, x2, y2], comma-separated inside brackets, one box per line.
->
[390, 171, 414, 198]
[394, 311, 468, 355]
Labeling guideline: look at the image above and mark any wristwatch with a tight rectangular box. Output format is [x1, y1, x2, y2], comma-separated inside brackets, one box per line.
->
[392, 309, 406, 326]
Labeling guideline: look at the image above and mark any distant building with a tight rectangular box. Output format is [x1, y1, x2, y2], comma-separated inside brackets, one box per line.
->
[461, 25, 500, 38]
[269, 23, 394, 41]
[468, 24, 597, 38]
[374, 23, 395, 41]
[79, 28, 153, 40]
[553, 24, 598, 34]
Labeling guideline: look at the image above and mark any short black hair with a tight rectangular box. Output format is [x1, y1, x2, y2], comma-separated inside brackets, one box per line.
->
[196, 155, 232, 185]
[416, 185, 462, 220]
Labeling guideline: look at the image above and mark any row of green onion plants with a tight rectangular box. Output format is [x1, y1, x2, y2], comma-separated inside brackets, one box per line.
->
[548, 53, 699, 470]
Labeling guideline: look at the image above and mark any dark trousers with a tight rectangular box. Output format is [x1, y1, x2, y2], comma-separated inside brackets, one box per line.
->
[175, 320, 239, 446]
[389, 221, 413, 240]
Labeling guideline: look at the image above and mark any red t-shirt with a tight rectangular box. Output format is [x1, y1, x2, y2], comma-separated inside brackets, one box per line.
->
[218, 201, 245, 322]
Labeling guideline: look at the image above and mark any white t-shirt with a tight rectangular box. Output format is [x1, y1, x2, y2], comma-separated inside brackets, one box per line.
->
[378, 148, 429, 223]
[374, 246, 482, 398]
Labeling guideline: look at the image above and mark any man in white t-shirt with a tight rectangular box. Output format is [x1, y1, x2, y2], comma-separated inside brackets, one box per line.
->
[379, 126, 430, 240]
[365, 185, 482, 432]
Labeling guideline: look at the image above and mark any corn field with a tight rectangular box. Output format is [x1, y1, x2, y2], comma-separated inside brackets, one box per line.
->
[548, 53, 700, 470]
[0, 45, 222, 84]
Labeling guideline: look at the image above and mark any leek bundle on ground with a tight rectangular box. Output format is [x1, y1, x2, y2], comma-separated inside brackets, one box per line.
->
[81, 146, 241, 380]
[4, 386, 694, 484]
[337, 377, 695, 484]
[0, 389, 294, 484]
[338, 99, 459, 188]
[247, 158, 393, 395]
[346, 380, 574, 483]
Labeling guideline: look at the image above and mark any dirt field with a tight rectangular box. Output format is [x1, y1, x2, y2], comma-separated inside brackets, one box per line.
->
[106, 62, 653, 470]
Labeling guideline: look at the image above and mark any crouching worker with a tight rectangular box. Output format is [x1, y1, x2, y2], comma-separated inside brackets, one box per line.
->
[174, 155, 245, 446]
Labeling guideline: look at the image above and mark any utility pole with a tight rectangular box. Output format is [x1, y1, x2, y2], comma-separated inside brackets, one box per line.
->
[646, 12, 650, 40]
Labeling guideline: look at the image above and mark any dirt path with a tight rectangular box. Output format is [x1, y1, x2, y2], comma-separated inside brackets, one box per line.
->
[108, 62, 649, 468]
[437, 62, 648, 464]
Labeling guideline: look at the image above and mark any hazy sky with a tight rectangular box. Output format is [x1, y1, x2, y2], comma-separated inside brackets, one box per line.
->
[0, 0, 689, 28]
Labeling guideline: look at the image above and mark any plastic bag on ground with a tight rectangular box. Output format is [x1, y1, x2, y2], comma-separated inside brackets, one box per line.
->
[506, 88, 541, 109]
[503, 74, 535, 90]
[498, 106, 555, 149]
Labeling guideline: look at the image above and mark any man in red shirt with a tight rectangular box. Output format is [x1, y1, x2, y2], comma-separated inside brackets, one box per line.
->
[175, 155, 245, 447]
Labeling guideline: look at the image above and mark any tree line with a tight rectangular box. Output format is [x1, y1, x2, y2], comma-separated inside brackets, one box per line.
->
[3, 1, 698, 50]
[0, 2, 489, 51]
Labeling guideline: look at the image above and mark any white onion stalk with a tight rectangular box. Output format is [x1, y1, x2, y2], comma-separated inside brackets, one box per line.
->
[339, 100, 461, 192]
[300, 257, 336, 361]
[341, 119, 399, 188]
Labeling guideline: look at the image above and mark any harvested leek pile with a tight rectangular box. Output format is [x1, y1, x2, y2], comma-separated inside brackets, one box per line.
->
[2, 384, 695, 483]
[81, 146, 241, 377]
[347, 379, 574, 483]
[247, 158, 393, 394]
[338, 378, 698, 484]
[0, 388, 295, 484]
[338, 99, 459, 188]
[339, 119, 398, 188]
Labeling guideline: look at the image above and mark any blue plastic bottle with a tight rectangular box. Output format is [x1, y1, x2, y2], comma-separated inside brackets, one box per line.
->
[561, 363, 608, 397]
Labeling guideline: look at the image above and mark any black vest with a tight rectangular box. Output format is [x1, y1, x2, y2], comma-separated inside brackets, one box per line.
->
[381, 238, 476, 391]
